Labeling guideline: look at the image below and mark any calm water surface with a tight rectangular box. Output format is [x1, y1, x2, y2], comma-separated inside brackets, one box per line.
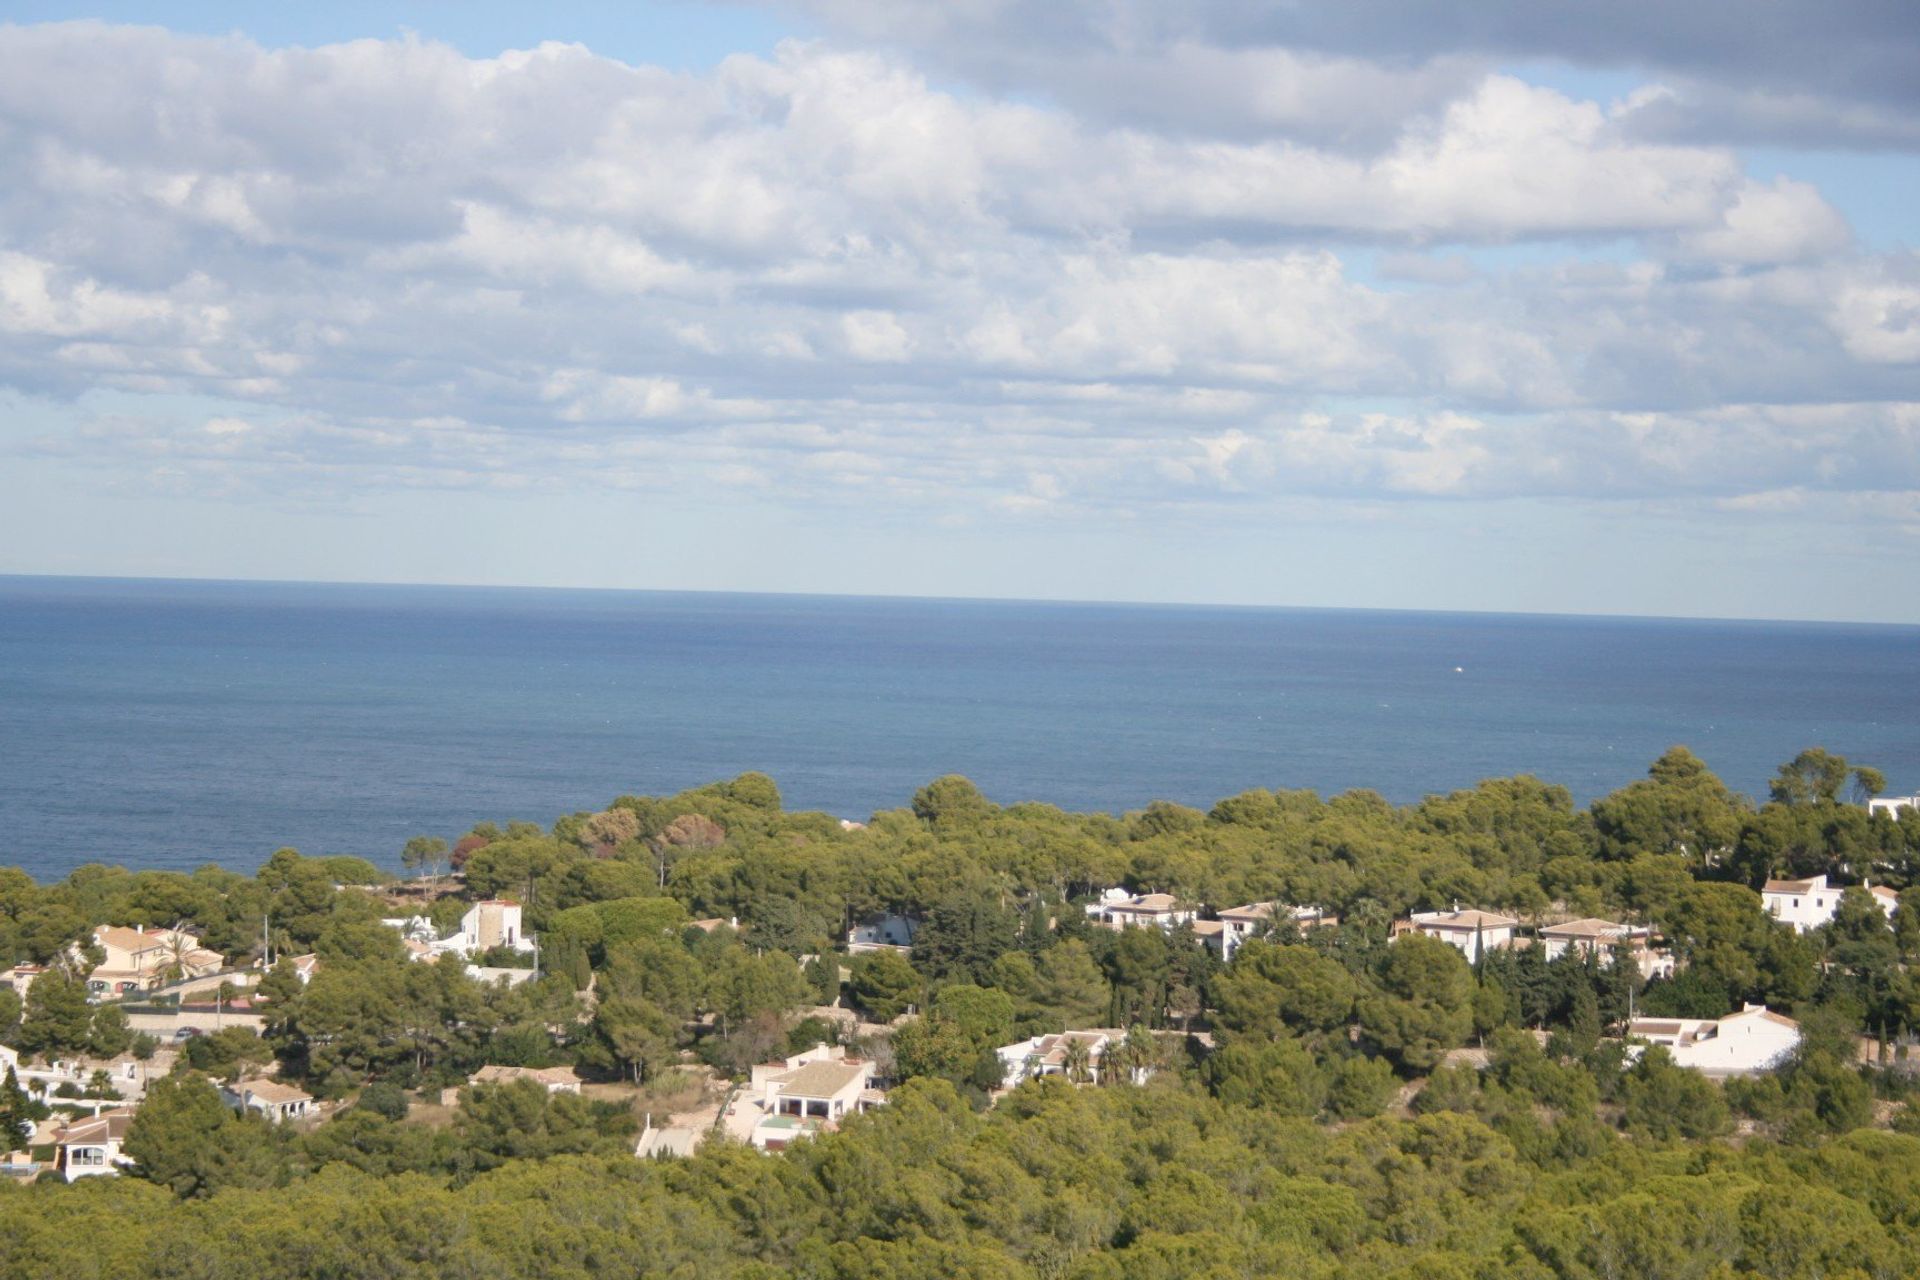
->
[1, 575, 1915, 880]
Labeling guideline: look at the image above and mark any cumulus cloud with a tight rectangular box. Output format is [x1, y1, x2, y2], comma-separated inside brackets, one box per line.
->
[777, 0, 1920, 150]
[0, 18, 1915, 536]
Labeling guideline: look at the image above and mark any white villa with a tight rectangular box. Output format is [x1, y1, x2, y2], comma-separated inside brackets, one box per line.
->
[1207, 902, 1339, 962]
[1761, 875, 1897, 933]
[845, 913, 918, 954]
[222, 1078, 315, 1123]
[1867, 796, 1919, 819]
[1539, 918, 1675, 980]
[747, 1044, 883, 1150]
[996, 1030, 1125, 1088]
[50, 1109, 136, 1181]
[1626, 1004, 1801, 1076]
[1398, 909, 1519, 963]
[86, 925, 224, 998]
[1086, 890, 1196, 933]
[382, 900, 535, 962]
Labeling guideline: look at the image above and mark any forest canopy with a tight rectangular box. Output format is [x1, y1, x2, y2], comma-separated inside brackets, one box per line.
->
[4, 749, 1920, 1280]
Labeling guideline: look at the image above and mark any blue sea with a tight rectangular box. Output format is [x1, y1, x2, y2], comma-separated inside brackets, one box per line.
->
[1, 575, 1916, 882]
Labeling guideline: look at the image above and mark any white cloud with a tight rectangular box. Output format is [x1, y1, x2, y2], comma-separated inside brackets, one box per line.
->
[1670, 177, 1851, 265]
[0, 19, 1915, 544]
[840, 310, 914, 362]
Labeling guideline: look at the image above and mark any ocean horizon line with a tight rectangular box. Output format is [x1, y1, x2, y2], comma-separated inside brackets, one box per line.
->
[3, 569, 1913, 634]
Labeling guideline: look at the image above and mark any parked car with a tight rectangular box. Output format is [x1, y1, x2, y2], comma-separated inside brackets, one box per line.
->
[171, 1026, 203, 1040]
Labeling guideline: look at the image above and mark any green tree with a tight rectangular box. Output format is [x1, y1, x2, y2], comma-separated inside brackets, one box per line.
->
[1357, 933, 1474, 1074]
[1203, 1038, 1328, 1115]
[1621, 1046, 1731, 1140]
[911, 775, 995, 828]
[1327, 1055, 1397, 1119]
[706, 948, 810, 1035]
[888, 1015, 984, 1088]
[401, 835, 450, 879]
[86, 1003, 132, 1058]
[0, 1066, 30, 1149]
[453, 1079, 637, 1172]
[849, 951, 922, 1021]
[929, 984, 1015, 1048]
[1770, 748, 1851, 807]
[124, 1071, 283, 1198]
[583, 995, 679, 1084]
[1851, 766, 1888, 805]
[913, 890, 1020, 986]
[1030, 939, 1110, 1030]
[1211, 940, 1358, 1039]
[1590, 747, 1744, 864]
[804, 954, 841, 1007]
[17, 966, 93, 1059]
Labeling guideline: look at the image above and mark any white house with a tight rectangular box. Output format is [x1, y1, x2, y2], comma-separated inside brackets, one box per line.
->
[996, 1030, 1114, 1088]
[1539, 918, 1675, 980]
[1399, 909, 1518, 963]
[458, 900, 531, 954]
[845, 913, 918, 954]
[222, 1078, 315, 1123]
[1086, 891, 1196, 933]
[747, 1044, 883, 1150]
[1761, 875, 1896, 933]
[1867, 795, 1919, 819]
[382, 900, 534, 962]
[1626, 1004, 1800, 1076]
[50, 1109, 136, 1181]
[1209, 902, 1340, 962]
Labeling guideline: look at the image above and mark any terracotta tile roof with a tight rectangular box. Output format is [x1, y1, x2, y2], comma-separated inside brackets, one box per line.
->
[94, 926, 163, 954]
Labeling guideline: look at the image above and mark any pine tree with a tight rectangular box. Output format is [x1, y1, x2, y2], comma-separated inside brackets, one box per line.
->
[0, 1066, 31, 1150]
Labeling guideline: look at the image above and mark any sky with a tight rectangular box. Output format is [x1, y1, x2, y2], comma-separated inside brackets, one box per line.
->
[1, 3, 1917, 622]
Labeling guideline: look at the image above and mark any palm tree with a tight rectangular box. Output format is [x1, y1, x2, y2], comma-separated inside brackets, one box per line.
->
[159, 922, 198, 985]
[1122, 1024, 1157, 1085]
[1062, 1037, 1092, 1085]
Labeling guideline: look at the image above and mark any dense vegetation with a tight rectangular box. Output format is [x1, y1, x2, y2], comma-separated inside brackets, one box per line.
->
[4, 746, 1920, 1279]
